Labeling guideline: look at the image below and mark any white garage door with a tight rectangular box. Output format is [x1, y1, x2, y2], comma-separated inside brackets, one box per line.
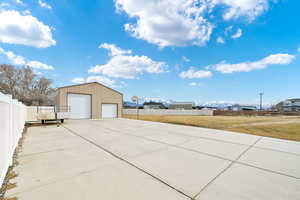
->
[68, 94, 91, 119]
[102, 104, 117, 118]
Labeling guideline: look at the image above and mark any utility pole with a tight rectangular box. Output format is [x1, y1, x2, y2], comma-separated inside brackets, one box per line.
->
[259, 92, 264, 111]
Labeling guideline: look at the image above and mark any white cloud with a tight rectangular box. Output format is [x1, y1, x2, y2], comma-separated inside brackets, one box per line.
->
[182, 56, 190, 62]
[298, 47, 300, 53]
[0, 47, 54, 70]
[216, 36, 225, 44]
[71, 76, 116, 88]
[115, 0, 213, 48]
[86, 76, 116, 88]
[34, 70, 43, 76]
[0, 10, 56, 48]
[213, 53, 295, 74]
[115, 0, 278, 47]
[119, 80, 128, 88]
[179, 67, 213, 79]
[15, 0, 24, 5]
[231, 28, 242, 39]
[23, 10, 31, 15]
[0, 47, 25, 65]
[71, 77, 85, 84]
[99, 43, 132, 56]
[26, 61, 54, 70]
[214, 0, 270, 21]
[189, 82, 202, 87]
[89, 43, 167, 79]
[0, 3, 10, 8]
[224, 26, 233, 35]
[38, 0, 52, 10]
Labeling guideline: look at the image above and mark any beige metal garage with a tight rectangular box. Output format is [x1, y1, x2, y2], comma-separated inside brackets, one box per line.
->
[56, 82, 123, 119]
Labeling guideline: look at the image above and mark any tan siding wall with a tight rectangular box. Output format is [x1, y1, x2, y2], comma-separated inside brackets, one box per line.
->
[98, 85, 123, 118]
[54, 90, 60, 107]
[57, 83, 123, 119]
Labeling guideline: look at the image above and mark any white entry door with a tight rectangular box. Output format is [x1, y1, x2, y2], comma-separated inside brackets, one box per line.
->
[68, 94, 91, 119]
[102, 104, 117, 118]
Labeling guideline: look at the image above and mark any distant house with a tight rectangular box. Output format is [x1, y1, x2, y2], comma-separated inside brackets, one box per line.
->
[272, 101, 283, 112]
[202, 106, 218, 111]
[143, 101, 166, 109]
[194, 106, 205, 110]
[276, 98, 300, 112]
[169, 102, 195, 110]
[226, 104, 257, 111]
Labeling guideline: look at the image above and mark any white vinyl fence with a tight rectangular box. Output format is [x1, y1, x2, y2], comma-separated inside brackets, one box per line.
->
[123, 109, 213, 116]
[0, 92, 26, 187]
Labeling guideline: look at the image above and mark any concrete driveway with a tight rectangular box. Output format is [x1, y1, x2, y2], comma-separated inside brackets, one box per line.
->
[6, 118, 300, 200]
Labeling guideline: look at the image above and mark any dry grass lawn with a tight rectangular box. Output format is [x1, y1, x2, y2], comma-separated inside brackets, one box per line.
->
[123, 115, 300, 142]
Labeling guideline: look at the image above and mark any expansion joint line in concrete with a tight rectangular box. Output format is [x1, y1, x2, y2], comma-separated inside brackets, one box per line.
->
[62, 125, 193, 200]
[124, 130, 300, 179]
[192, 136, 264, 199]
[100, 123, 250, 147]
[92, 124, 235, 163]
[236, 162, 300, 180]
[252, 146, 300, 157]
[125, 131, 300, 181]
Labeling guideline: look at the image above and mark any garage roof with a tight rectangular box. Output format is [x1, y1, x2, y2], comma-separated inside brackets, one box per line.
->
[58, 82, 123, 95]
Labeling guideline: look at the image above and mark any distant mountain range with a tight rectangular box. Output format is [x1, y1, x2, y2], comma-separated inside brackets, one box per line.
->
[124, 100, 271, 109]
[123, 101, 143, 107]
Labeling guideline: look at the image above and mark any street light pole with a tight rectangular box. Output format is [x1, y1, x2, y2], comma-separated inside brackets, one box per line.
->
[136, 98, 139, 120]
[131, 96, 139, 120]
[259, 92, 263, 111]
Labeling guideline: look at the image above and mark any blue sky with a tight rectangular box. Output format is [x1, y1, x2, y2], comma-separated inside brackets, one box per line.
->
[0, 0, 299, 105]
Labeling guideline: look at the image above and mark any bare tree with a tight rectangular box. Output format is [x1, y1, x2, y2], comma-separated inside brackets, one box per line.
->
[0, 64, 21, 99]
[31, 77, 56, 106]
[0, 64, 56, 106]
